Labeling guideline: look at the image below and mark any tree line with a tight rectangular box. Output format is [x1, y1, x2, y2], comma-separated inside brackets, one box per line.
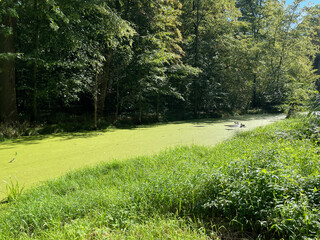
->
[1, 0, 319, 127]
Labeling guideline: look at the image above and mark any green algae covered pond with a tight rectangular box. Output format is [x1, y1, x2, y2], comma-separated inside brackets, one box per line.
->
[0, 114, 284, 199]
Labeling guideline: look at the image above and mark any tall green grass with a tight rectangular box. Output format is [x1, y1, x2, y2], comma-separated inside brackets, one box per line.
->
[2, 177, 24, 203]
[0, 116, 319, 239]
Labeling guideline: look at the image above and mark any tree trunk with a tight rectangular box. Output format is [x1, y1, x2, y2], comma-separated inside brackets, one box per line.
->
[192, 0, 200, 117]
[138, 86, 142, 124]
[31, 0, 40, 121]
[252, 73, 257, 108]
[115, 76, 120, 120]
[0, 15, 18, 122]
[93, 70, 98, 130]
[31, 60, 38, 121]
[97, 52, 112, 118]
[194, 0, 200, 67]
[156, 92, 160, 122]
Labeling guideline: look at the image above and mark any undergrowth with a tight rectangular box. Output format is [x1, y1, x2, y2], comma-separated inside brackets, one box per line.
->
[0, 118, 109, 142]
[0, 121, 42, 141]
[0, 116, 319, 239]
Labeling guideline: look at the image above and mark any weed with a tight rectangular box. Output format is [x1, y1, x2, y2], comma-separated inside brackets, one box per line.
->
[1, 177, 24, 203]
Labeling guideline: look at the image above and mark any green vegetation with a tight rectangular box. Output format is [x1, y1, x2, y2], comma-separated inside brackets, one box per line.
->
[2, 177, 24, 203]
[1, 0, 319, 238]
[1, 0, 319, 125]
[0, 114, 282, 200]
[1, 116, 319, 239]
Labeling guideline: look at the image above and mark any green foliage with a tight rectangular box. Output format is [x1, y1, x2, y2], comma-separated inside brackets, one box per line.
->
[312, 95, 320, 112]
[236, 0, 318, 109]
[0, 0, 18, 36]
[11, 0, 136, 122]
[1, 0, 318, 124]
[0, 117, 320, 239]
[181, 0, 245, 114]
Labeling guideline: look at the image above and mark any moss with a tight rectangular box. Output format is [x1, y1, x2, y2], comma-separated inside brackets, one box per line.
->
[0, 114, 283, 200]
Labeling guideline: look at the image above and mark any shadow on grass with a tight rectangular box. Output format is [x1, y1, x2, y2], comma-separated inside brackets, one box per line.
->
[0, 113, 284, 148]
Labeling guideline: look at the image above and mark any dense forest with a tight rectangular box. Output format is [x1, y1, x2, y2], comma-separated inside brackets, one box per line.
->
[1, 0, 319, 127]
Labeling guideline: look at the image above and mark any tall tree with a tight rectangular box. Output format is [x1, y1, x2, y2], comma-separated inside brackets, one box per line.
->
[0, 0, 18, 122]
[235, 0, 318, 109]
[181, 0, 242, 114]
[236, 0, 266, 107]
[118, 0, 193, 123]
[14, 0, 134, 126]
[15, 0, 71, 120]
[59, 0, 134, 127]
[305, 4, 320, 91]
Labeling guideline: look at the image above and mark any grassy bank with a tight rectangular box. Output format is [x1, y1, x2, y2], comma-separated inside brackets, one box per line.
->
[0, 116, 319, 239]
